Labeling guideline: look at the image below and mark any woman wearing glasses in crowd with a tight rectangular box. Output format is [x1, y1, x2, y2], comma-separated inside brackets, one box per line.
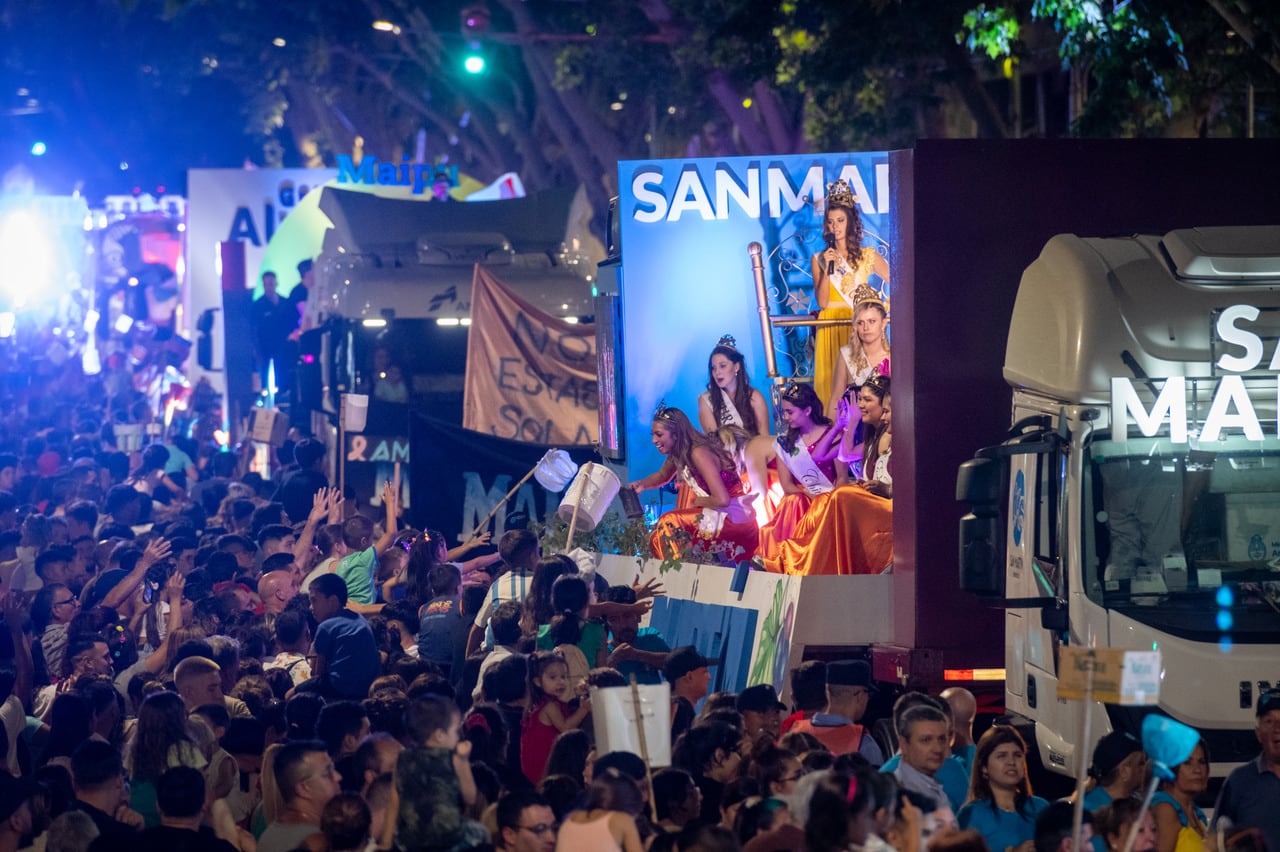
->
[630, 406, 759, 563]
[757, 383, 844, 559]
[758, 376, 893, 575]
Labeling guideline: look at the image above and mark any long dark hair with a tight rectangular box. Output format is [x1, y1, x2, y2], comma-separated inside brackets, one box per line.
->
[130, 690, 195, 782]
[778, 383, 831, 455]
[547, 574, 589, 648]
[522, 555, 578, 636]
[706, 344, 760, 435]
[405, 530, 446, 606]
[860, 375, 890, 477]
[653, 407, 734, 477]
[824, 202, 865, 269]
[967, 725, 1035, 815]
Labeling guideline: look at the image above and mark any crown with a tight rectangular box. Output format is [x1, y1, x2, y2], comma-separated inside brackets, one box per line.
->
[717, 334, 737, 351]
[825, 179, 858, 211]
[654, 399, 678, 422]
[850, 280, 889, 314]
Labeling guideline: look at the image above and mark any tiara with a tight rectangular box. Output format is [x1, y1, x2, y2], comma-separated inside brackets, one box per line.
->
[850, 280, 889, 314]
[654, 399, 678, 422]
[825, 179, 858, 210]
[717, 334, 737, 351]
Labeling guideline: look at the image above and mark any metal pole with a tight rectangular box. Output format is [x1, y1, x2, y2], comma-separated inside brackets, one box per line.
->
[748, 242, 778, 378]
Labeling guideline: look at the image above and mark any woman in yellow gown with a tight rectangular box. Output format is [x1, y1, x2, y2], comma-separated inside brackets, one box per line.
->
[812, 179, 891, 407]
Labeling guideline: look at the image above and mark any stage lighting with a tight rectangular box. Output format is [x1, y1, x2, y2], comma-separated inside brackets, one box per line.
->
[463, 50, 486, 74]
[0, 313, 14, 339]
[30, 142, 47, 156]
[0, 211, 54, 309]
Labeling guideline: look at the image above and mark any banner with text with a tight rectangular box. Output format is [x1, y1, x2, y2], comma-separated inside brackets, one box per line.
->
[463, 265, 598, 445]
[409, 414, 597, 545]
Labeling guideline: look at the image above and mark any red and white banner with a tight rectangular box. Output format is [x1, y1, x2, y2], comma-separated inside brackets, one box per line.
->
[463, 266, 597, 445]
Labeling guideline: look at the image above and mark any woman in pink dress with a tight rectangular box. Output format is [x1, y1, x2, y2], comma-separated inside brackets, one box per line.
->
[631, 406, 759, 563]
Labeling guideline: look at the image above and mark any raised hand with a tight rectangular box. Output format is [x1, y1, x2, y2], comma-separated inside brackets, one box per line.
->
[631, 575, 666, 601]
[140, 538, 172, 569]
[327, 488, 345, 524]
[308, 488, 329, 523]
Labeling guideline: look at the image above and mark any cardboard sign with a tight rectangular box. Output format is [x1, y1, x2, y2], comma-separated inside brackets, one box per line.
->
[1058, 647, 1162, 705]
[590, 683, 672, 768]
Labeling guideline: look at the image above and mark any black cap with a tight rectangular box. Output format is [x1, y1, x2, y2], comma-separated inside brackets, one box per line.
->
[1090, 731, 1142, 778]
[826, 660, 877, 691]
[0, 774, 35, 821]
[664, 646, 709, 683]
[1257, 688, 1280, 718]
[736, 684, 786, 714]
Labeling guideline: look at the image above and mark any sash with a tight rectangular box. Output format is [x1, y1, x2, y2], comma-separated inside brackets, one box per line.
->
[829, 255, 863, 310]
[701, 390, 744, 428]
[678, 466, 753, 534]
[777, 434, 835, 496]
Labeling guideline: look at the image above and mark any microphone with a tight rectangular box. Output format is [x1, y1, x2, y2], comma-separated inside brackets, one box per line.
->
[826, 236, 835, 276]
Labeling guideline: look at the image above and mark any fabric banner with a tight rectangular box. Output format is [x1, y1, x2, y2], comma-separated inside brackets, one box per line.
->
[409, 414, 598, 546]
[463, 265, 598, 445]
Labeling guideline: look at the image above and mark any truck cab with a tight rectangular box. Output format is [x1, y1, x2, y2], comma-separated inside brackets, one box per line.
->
[960, 226, 1280, 781]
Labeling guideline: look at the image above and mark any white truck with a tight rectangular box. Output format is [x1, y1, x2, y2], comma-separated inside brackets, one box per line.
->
[959, 225, 1280, 782]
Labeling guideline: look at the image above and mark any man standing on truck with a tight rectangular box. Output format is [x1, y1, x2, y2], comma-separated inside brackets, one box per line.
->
[1213, 689, 1280, 850]
[252, 270, 300, 396]
[787, 660, 884, 764]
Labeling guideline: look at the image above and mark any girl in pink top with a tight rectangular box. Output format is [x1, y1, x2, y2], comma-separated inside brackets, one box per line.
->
[520, 650, 591, 783]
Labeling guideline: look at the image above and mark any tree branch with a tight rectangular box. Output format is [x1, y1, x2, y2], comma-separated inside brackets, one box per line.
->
[1202, 0, 1280, 75]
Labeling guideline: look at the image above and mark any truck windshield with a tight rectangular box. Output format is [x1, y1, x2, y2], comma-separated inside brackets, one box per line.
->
[1084, 434, 1280, 643]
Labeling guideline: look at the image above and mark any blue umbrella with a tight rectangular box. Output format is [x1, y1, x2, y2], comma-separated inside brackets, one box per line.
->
[1122, 714, 1201, 852]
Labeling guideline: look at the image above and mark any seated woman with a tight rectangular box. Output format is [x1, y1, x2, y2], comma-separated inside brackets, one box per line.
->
[698, 335, 770, 437]
[827, 284, 891, 431]
[631, 406, 758, 563]
[714, 425, 778, 527]
[757, 383, 843, 560]
[758, 376, 892, 575]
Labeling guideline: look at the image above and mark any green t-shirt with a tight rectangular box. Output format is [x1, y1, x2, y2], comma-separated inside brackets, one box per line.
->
[336, 545, 377, 604]
[536, 620, 605, 666]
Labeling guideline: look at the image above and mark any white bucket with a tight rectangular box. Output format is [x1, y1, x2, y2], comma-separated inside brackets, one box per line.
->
[557, 462, 620, 533]
[591, 682, 672, 768]
[534, 449, 578, 492]
[342, 394, 369, 432]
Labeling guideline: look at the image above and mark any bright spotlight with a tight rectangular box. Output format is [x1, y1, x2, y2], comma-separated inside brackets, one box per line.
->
[0, 212, 54, 309]
[30, 142, 47, 156]
[0, 313, 14, 338]
[464, 54, 486, 74]
[114, 314, 134, 334]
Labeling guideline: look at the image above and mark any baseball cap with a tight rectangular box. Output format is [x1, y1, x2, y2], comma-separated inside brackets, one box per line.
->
[1257, 688, 1280, 718]
[664, 646, 710, 683]
[737, 684, 786, 714]
[1090, 731, 1143, 778]
[826, 659, 877, 691]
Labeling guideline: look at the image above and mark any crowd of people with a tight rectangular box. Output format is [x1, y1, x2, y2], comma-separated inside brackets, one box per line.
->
[0, 343, 1272, 852]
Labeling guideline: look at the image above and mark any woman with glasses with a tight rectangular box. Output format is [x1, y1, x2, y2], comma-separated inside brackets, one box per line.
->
[631, 406, 759, 562]
[758, 376, 893, 575]
[758, 383, 844, 560]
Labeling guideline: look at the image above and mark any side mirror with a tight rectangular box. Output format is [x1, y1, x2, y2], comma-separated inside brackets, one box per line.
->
[1041, 603, 1068, 632]
[958, 457, 1004, 597]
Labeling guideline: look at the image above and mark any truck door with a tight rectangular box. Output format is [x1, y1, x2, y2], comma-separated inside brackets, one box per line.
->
[1005, 444, 1066, 730]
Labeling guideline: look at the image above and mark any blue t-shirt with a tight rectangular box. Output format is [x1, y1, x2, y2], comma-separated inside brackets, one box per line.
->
[958, 797, 1050, 852]
[417, 595, 469, 677]
[609, 628, 670, 685]
[1082, 786, 1113, 813]
[313, 608, 380, 698]
[880, 753, 970, 812]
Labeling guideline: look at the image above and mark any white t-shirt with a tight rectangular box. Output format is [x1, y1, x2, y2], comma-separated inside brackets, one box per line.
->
[472, 570, 533, 651]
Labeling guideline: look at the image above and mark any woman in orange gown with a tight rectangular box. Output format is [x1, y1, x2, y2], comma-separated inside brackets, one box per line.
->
[757, 383, 844, 560]
[760, 376, 893, 576]
[630, 406, 759, 563]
